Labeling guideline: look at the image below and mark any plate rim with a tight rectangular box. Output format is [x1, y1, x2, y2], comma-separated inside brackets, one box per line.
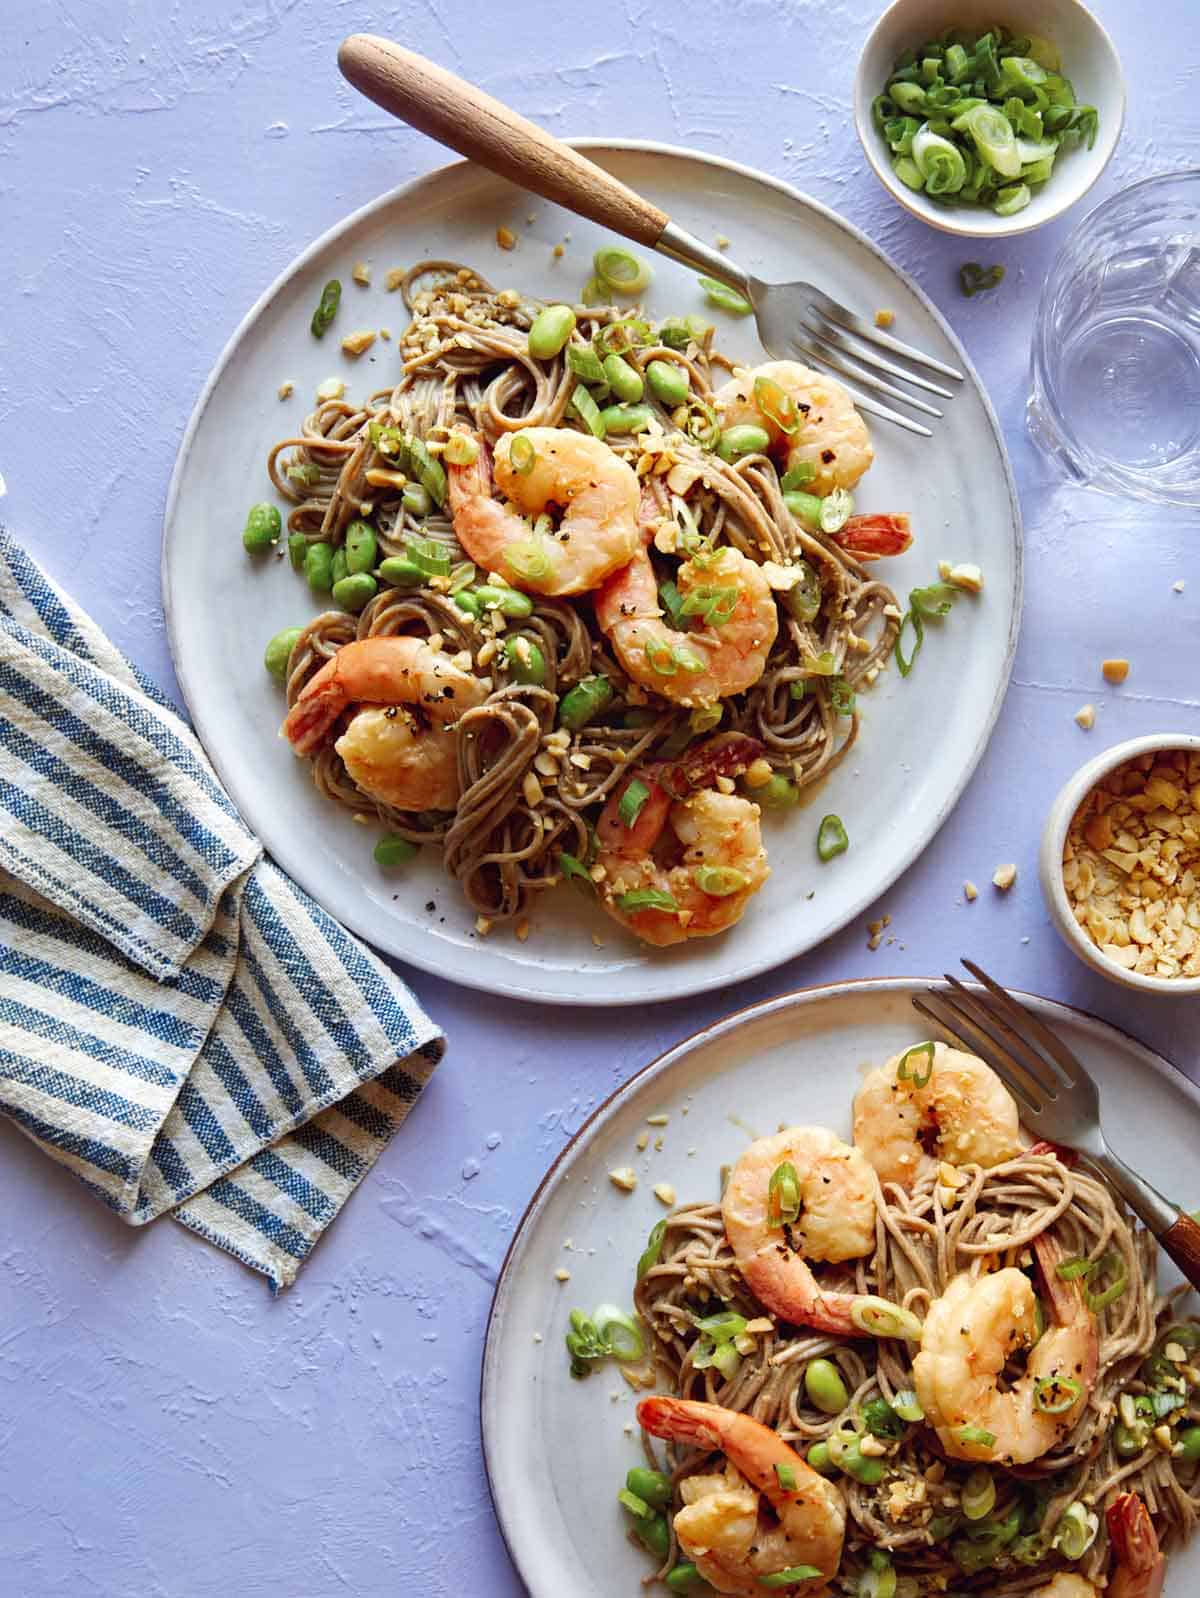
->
[478, 974, 1200, 1594]
[161, 138, 1024, 1007]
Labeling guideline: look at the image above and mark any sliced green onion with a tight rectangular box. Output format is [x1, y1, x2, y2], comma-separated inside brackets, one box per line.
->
[910, 581, 958, 617]
[683, 397, 721, 449]
[693, 865, 747, 897]
[565, 342, 606, 384]
[658, 579, 685, 626]
[593, 318, 651, 357]
[819, 488, 854, 534]
[850, 1296, 923, 1341]
[505, 541, 553, 583]
[993, 182, 1031, 217]
[828, 676, 855, 717]
[508, 433, 536, 475]
[617, 1486, 651, 1519]
[896, 1041, 935, 1089]
[407, 437, 447, 507]
[593, 246, 652, 295]
[636, 1218, 668, 1280]
[962, 1468, 996, 1521]
[817, 813, 849, 863]
[1056, 1256, 1098, 1281]
[442, 431, 478, 466]
[558, 675, 613, 731]
[658, 314, 713, 350]
[580, 276, 609, 308]
[592, 1304, 645, 1362]
[558, 851, 597, 896]
[803, 650, 837, 677]
[689, 705, 723, 735]
[767, 1161, 802, 1228]
[957, 1425, 997, 1449]
[404, 535, 452, 577]
[759, 1568, 822, 1589]
[698, 277, 753, 316]
[681, 583, 739, 625]
[954, 103, 1022, 177]
[861, 1397, 905, 1440]
[774, 1462, 797, 1492]
[616, 888, 678, 915]
[1085, 1254, 1128, 1313]
[782, 559, 821, 624]
[569, 384, 606, 439]
[753, 375, 800, 435]
[645, 636, 679, 677]
[310, 278, 341, 338]
[1053, 1502, 1098, 1561]
[695, 1310, 746, 1343]
[780, 462, 816, 491]
[892, 1388, 924, 1422]
[448, 560, 477, 593]
[894, 607, 924, 677]
[912, 123, 968, 194]
[618, 778, 651, 830]
[858, 1556, 897, 1598]
[373, 834, 418, 867]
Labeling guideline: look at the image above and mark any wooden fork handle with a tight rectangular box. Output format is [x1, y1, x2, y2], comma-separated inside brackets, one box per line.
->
[1160, 1210, 1200, 1293]
[337, 35, 670, 248]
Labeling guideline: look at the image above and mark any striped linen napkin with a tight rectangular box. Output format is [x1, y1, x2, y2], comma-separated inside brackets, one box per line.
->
[0, 529, 444, 1290]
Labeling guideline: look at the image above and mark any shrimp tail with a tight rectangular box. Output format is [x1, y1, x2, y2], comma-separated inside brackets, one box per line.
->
[830, 513, 912, 562]
[1107, 1494, 1165, 1598]
[1027, 1139, 1081, 1168]
[637, 1395, 726, 1452]
[282, 678, 343, 755]
[665, 733, 767, 798]
[1032, 1233, 1099, 1385]
[445, 430, 492, 511]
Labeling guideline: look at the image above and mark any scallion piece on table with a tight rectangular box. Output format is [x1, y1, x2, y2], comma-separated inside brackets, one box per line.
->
[960, 262, 1006, 297]
[698, 277, 753, 316]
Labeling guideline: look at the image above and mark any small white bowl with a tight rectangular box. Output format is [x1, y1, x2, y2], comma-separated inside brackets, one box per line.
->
[1040, 735, 1200, 995]
[854, 0, 1126, 238]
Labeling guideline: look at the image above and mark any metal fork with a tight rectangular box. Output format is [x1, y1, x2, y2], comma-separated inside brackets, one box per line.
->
[338, 35, 963, 439]
[913, 959, 1200, 1293]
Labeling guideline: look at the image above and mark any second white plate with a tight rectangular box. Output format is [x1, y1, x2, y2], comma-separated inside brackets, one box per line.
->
[164, 142, 1021, 1004]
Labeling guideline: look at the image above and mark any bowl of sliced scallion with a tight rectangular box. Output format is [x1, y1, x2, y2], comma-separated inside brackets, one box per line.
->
[854, 0, 1124, 236]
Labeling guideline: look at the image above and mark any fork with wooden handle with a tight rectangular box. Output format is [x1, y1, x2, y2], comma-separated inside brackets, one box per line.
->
[914, 959, 1200, 1292]
[337, 33, 963, 439]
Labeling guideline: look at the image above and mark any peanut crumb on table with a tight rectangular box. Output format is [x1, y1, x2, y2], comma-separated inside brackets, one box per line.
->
[277, 380, 294, 400]
[963, 880, 978, 902]
[1075, 705, 1096, 730]
[554, 1268, 570, 1283]
[340, 329, 377, 357]
[1102, 658, 1130, 684]
[992, 863, 1017, 890]
[351, 261, 370, 286]
[385, 267, 406, 292]
[608, 1167, 638, 1193]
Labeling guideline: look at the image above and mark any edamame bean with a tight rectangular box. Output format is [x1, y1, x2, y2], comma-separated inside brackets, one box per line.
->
[452, 589, 481, 615]
[474, 584, 534, 618]
[304, 541, 334, 594]
[344, 519, 378, 575]
[503, 634, 546, 686]
[598, 403, 654, 435]
[330, 546, 348, 586]
[402, 483, 432, 518]
[263, 626, 302, 682]
[804, 1358, 849, 1415]
[332, 572, 377, 612]
[287, 532, 307, 571]
[756, 774, 800, 810]
[784, 491, 823, 529]
[665, 1564, 707, 1593]
[374, 834, 418, 867]
[377, 556, 425, 588]
[1113, 1423, 1147, 1458]
[242, 501, 281, 554]
[645, 359, 689, 406]
[602, 352, 644, 404]
[626, 1468, 672, 1509]
[527, 304, 577, 361]
[831, 1433, 884, 1486]
[633, 1513, 670, 1561]
[806, 1441, 836, 1477]
[1179, 1427, 1200, 1462]
[717, 424, 770, 462]
[559, 674, 613, 731]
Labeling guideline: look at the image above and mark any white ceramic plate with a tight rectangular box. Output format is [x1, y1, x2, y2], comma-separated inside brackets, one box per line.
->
[163, 143, 1021, 1005]
[481, 978, 1200, 1596]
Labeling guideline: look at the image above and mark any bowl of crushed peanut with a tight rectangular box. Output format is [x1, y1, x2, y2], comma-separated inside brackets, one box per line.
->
[1041, 735, 1200, 991]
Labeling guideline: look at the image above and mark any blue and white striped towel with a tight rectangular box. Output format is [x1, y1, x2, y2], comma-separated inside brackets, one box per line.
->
[0, 529, 445, 1290]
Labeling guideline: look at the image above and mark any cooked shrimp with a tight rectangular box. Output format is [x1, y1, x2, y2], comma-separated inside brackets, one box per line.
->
[281, 636, 487, 810]
[714, 359, 873, 497]
[445, 426, 640, 596]
[912, 1233, 1099, 1465]
[594, 539, 778, 706]
[829, 513, 912, 562]
[637, 1396, 845, 1595]
[852, 1042, 1024, 1189]
[596, 737, 769, 946]
[722, 1127, 879, 1335]
[1107, 1493, 1165, 1598]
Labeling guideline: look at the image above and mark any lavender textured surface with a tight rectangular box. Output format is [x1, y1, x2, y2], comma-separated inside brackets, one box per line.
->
[2, 3, 1198, 1593]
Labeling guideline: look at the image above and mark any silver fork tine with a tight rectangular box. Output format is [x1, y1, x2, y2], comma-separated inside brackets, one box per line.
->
[823, 382, 933, 439]
[961, 960, 1087, 1089]
[942, 974, 1062, 1101]
[807, 293, 965, 383]
[800, 317, 956, 400]
[912, 992, 1044, 1114]
[790, 333, 944, 419]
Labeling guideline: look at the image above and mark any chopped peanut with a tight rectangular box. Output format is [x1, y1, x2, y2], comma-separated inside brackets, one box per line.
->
[992, 863, 1017, 891]
[874, 308, 895, 329]
[608, 1167, 638, 1193]
[277, 380, 294, 401]
[341, 329, 377, 357]
[1102, 658, 1130, 684]
[1075, 704, 1096, 730]
[351, 260, 371, 286]
[496, 226, 517, 250]
[963, 880, 978, 902]
[744, 758, 774, 789]
[385, 267, 407, 292]
[316, 377, 345, 401]
[947, 562, 984, 593]
[653, 1183, 676, 1207]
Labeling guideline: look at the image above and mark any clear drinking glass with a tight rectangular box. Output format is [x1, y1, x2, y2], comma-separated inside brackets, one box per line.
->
[1028, 170, 1200, 506]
